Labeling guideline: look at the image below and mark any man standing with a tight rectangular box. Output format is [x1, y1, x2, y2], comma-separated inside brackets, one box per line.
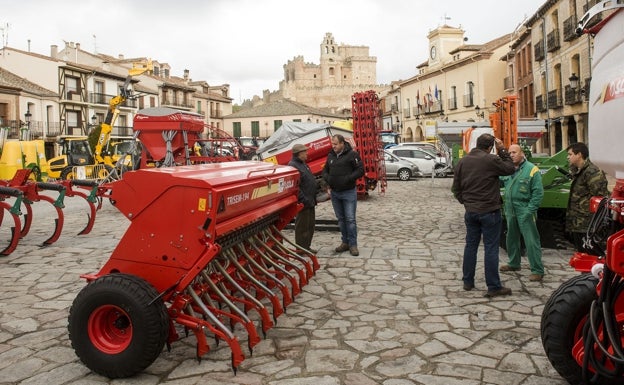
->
[322, 134, 364, 256]
[452, 133, 515, 297]
[288, 143, 318, 252]
[500, 144, 545, 281]
[565, 142, 610, 253]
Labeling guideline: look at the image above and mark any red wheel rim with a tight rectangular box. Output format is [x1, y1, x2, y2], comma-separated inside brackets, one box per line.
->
[88, 305, 133, 354]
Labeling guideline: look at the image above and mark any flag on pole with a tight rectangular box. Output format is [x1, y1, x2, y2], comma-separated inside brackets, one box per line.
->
[416, 89, 421, 106]
[434, 84, 439, 100]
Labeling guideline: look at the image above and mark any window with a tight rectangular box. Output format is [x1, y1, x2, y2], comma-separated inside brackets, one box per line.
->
[66, 76, 80, 99]
[251, 121, 260, 137]
[273, 120, 282, 131]
[233, 122, 242, 137]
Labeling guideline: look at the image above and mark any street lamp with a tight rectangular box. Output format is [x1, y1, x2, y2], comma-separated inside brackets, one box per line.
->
[22, 110, 32, 140]
[475, 105, 485, 120]
[569, 73, 579, 90]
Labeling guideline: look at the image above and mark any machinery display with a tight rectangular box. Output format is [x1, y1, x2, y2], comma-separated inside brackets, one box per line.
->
[541, 2, 624, 384]
[67, 108, 320, 378]
[256, 90, 386, 197]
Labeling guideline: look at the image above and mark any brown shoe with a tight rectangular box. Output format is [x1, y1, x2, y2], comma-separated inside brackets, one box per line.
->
[500, 265, 520, 272]
[349, 246, 359, 256]
[335, 243, 349, 253]
[484, 287, 512, 298]
[529, 274, 543, 282]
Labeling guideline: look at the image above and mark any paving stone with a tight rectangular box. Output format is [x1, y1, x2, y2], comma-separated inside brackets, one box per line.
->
[0, 179, 581, 384]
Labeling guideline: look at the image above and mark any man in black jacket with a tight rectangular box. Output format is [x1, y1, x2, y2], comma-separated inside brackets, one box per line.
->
[322, 135, 365, 256]
[452, 133, 515, 297]
[288, 143, 318, 252]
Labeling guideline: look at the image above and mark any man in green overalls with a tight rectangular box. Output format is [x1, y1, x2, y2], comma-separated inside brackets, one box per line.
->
[500, 144, 545, 281]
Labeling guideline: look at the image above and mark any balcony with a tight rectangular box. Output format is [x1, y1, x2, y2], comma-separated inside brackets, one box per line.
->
[564, 85, 582, 105]
[547, 89, 562, 109]
[463, 94, 474, 108]
[503, 76, 514, 91]
[563, 15, 578, 41]
[447, 97, 457, 110]
[403, 108, 411, 118]
[209, 109, 222, 118]
[90, 92, 137, 108]
[536, 95, 547, 112]
[547, 29, 561, 52]
[534, 40, 545, 61]
[113, 126, 133, 136]
[390, 103, 399, 113]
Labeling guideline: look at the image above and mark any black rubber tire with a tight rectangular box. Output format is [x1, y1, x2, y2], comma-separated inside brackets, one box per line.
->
[68, 273, 169, 379]
[541, 274, 624, 385]
[397, 168, 411, 181]
[60, 166, 75, 180]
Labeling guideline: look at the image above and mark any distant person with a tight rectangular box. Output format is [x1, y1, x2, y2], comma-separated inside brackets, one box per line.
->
[288, 144, 318, 253]
[452, 133, 515, 297]
[500, 144, 545, 282]
[322, 134, 364, 256]
[565, 142, 610, 253]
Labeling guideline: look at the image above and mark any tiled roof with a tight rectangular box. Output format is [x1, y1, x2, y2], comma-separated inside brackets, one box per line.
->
[226, 98, 345, 119]
[0, 67, 57, 97]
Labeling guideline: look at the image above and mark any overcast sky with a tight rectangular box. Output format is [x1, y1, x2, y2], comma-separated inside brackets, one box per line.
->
[2, 0, 545, 104]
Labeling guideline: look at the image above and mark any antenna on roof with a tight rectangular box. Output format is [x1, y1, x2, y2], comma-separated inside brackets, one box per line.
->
[93, 34, 97, 54]
[0, 22, 9, 48]
[440, 13, 451, 25]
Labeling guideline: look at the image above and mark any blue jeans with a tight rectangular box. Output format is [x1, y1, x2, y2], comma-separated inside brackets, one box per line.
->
[463, 210, 503, 291]
[330, 188, 358, 246]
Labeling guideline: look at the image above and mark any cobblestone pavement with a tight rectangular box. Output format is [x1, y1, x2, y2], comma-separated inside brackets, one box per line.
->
[0, 177, 578, 385]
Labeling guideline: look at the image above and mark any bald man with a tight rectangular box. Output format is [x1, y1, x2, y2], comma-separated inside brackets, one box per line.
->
[500, 144, 545, 281]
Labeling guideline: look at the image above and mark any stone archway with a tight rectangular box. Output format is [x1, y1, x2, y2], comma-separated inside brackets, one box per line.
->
[402, 127, 414, 142]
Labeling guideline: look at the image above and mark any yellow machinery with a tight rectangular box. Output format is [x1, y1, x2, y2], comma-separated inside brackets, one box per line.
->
[48, 60, 153, 180]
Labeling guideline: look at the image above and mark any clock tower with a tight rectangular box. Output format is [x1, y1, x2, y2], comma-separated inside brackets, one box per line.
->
[427, 24, 465, 66]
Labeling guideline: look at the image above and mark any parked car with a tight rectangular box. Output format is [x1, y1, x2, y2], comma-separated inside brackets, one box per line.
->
[383, 151, 420, 181]
[387, 146, 449, 177]
[396, 141, 442, 156]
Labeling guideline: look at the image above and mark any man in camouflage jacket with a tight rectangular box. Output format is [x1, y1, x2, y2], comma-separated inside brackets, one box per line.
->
[565, 142, 610, 253]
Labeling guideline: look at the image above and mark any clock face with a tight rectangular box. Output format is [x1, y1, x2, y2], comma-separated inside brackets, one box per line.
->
[430, 46, 437, 60]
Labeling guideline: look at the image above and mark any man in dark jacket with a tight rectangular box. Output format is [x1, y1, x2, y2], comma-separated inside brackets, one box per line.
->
[322, 134, 365, 256]
[452, 133, 515, 297]
[565, 142, 610, 253]
[288, 143, 318, 252]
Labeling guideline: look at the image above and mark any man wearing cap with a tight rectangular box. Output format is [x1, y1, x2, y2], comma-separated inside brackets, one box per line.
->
[288, 143, 318, 252]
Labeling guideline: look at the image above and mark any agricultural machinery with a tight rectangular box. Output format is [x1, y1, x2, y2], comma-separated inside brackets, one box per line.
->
[541, 2, 624, 384]
[256, 90, 387, 198]
[66, 108, 319, 378]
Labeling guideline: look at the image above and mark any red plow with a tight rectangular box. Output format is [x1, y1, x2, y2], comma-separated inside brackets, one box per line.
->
[67, 161, 319, 378]
[0, 168, 99, 255]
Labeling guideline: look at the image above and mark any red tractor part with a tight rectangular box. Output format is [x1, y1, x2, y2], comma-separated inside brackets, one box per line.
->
[68, 161, 319, 378]
[351, 90, 386, 197]
[133, 107, 204, 167]
[0, 169, 99, 255]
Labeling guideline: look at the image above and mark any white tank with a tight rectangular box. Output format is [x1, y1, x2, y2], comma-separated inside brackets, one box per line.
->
[587, 9, 624, 179]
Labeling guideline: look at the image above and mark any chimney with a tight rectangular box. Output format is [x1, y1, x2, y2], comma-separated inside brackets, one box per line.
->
[183, 69, 189, 80]
[50, 45, 58, 58]
[118, 54, 124, 60]
[76, 43, 80, 50]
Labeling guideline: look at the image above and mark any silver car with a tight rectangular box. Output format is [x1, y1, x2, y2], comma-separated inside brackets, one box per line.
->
[387, 146, 449, 177]
[384, 151, 420, 181]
